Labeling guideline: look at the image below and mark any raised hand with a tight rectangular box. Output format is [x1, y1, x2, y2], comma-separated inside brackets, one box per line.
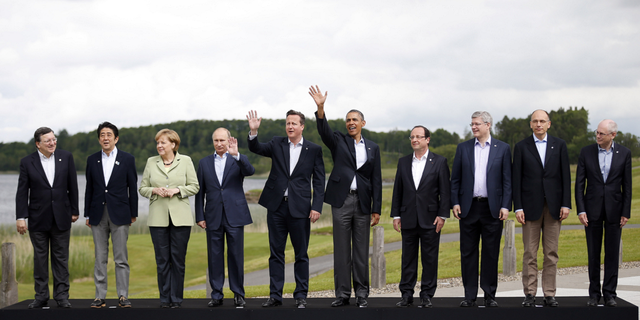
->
[246, 110, 262, 135]
[308, 85, 328, 107]
[228, 136, 239, 156]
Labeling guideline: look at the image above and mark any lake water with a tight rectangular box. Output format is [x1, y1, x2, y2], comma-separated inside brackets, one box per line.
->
[0, 174, 335, 232]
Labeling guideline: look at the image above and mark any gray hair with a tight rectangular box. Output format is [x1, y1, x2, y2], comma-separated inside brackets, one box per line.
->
[212, 127, 231, 140]
[346, 109, 365, 121]
[471, 111, 493, 126]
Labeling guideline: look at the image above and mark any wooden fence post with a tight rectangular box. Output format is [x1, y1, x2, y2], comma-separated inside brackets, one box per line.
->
[503, 220, 517, 277]
[370, 226, 386, 288]
[1, 243, 19, 308]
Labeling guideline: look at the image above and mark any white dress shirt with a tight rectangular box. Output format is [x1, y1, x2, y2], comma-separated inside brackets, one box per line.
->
[214, 151, 241, 185]
[102, 147, 118, 186]
[285, 137, 304, 196]
[38, 150, 56, 187]
[473, 136, 491, 198]
[534, 134, 547, 168]
[350, 137, 367, 190]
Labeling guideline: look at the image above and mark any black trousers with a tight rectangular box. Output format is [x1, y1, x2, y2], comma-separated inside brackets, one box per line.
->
[585, 209, 622, 300]
[267, 199, 310, 300]
[149, 223, 191, 303]
[459, 200, 503, 300]
[399, 226, 441, 299]
[29, 224, 71, 302]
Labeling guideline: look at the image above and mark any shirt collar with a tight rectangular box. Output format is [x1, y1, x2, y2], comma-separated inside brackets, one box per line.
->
[37, 150, 54, 160]
[288, 137, 304, 146]
[598, 141, 615, 152]
[102, 146, 118, 158]
[214, 152, 228, 159]
[533, 134, 547, 143]
[474, 135, 492, 147]
[413, 150, 429, 161]
[354, 136, 365, 145]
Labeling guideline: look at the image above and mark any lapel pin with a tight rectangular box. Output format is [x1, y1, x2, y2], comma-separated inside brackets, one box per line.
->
[551, 146, 554, 149]
[494, 145, 497, 147]
[116, 161, 120, 165]
[98, 160, 100, 163]
[429, 158, 432, 161]
[59, 159, 62, 161]
[616, 151, 619, 153]
[306, 147, 308, 150]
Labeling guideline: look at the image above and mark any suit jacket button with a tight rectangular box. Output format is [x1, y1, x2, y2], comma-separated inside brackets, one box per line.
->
[102, 202, 105, 205]
[221, 188, 224, 191]
[105, 190, 108, 193]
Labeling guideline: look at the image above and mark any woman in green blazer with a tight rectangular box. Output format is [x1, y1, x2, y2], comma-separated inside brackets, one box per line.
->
[139, 129, 199, 308]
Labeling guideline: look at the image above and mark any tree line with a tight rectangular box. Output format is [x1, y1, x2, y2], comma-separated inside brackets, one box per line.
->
[1, 106, 638, 175]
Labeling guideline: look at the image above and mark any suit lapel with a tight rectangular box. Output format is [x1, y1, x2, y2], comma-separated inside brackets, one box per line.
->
[291, 139, 309, 175]
[607, 144, 623, 181]
[281, 138, 291, 177]
[487, 140, 497, 172]
[417, 153, 436, 190]
[31, 153, 50, 187]
[544, 136, 554, 167]
[589, 144, 604, 183]
[347, 135, 357, 164]
[155, 157, 170, 177]
[53, 152, 64, 187]
[209, 155, 221, 187]
[467, 140, 475, 173]
[106, 151, 123, 187]
[95, 155, 106, 188]
[221, 154, 235, 186]
[526, 136, 544, 168]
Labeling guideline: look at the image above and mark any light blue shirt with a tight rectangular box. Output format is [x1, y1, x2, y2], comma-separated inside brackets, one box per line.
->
[598, 141, 614, 183]
[214, 152, 240, 185]
[473, 136, 491, 198]
[533, 134, 547, 168]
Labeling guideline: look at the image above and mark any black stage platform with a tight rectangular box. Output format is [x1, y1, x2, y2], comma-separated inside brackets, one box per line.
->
[1, 297, 637, 320]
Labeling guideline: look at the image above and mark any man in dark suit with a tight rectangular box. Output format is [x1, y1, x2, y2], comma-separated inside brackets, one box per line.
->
[246, 109, 325, 308]
[576, 119, 631, 307]
[196, 127, 255, 308]
[391, 125, 450, 308]
[84, 122, 138, 308]
[308, 86, 382, 308]
[512, 110, 570, 307]
[15, 127, 79, 309]
[451, 111, 511, 308]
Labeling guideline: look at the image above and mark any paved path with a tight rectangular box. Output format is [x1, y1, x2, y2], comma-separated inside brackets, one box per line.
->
[186, 224, 639, 291]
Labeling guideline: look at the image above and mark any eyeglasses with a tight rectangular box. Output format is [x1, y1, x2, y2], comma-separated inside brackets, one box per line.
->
[409, 135, 426, 140]
[42, 138, 57, 144]
[469, 122, 487, 127]
[594, 130, 612, 136]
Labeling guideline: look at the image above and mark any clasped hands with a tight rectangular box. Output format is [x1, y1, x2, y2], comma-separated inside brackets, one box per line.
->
[153, 187, 180, 198]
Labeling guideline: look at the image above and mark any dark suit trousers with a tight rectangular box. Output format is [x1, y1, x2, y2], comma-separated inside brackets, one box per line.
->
[149, 223, 191, 303]
[267, 199, 310, 300]
[332, 193, 371, 299]
[29, 223, 71, 302]
[399, 226, 441, 299]
[459, 200, 503, 300]
[585, 207, 622, 300]
[206, 209, 245, 299]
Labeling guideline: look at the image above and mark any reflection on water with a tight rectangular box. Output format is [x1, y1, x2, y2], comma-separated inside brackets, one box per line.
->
[1, 174, 332, 233]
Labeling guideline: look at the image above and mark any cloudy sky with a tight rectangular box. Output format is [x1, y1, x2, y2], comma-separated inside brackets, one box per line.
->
[1, 0, 639, 143]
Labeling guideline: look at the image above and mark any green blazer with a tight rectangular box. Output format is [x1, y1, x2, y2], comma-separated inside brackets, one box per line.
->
[139, 153, 200, 227]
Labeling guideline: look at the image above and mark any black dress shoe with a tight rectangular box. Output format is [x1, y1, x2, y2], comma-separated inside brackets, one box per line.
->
[331, 298, 349, 307]
[160, 302, 170, 308]
[587, 298, 599, 307]
[605, 297, 617, 307]
[522, 294, 535, 307]
[460, 299, 476, 307]
[234, 295, 246, 308]
[296, 298, 307, 309]
[418, 298, 432, 308]
[91, 298, 106, 308]
[56, 299, 72, 308]
[208, 299, 223, 307]
[356, 297, 368, 308]
[484, 298, 498, 307]
[396, 297, 413, 307]
[262, 297, 282, 307]
[170, 302, 181, 308]
[28, 300, 48, 309]
[543, 296, 558, 307]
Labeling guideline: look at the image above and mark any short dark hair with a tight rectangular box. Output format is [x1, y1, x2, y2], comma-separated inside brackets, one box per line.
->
[412, 125, 431, 138]
[346, 109, 365, 121]
[97, 121, 119, 138]
[286, 110, 306, 126]
[34, 127, 54, 143]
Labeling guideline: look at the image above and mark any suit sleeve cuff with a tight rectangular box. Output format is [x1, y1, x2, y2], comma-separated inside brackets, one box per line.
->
[248, 133, 257, 140]
[233, 153, 240, 161]
[515, 209, 523, 213]
[393, 216, 400, 220]
[578, 212, 586, 215]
